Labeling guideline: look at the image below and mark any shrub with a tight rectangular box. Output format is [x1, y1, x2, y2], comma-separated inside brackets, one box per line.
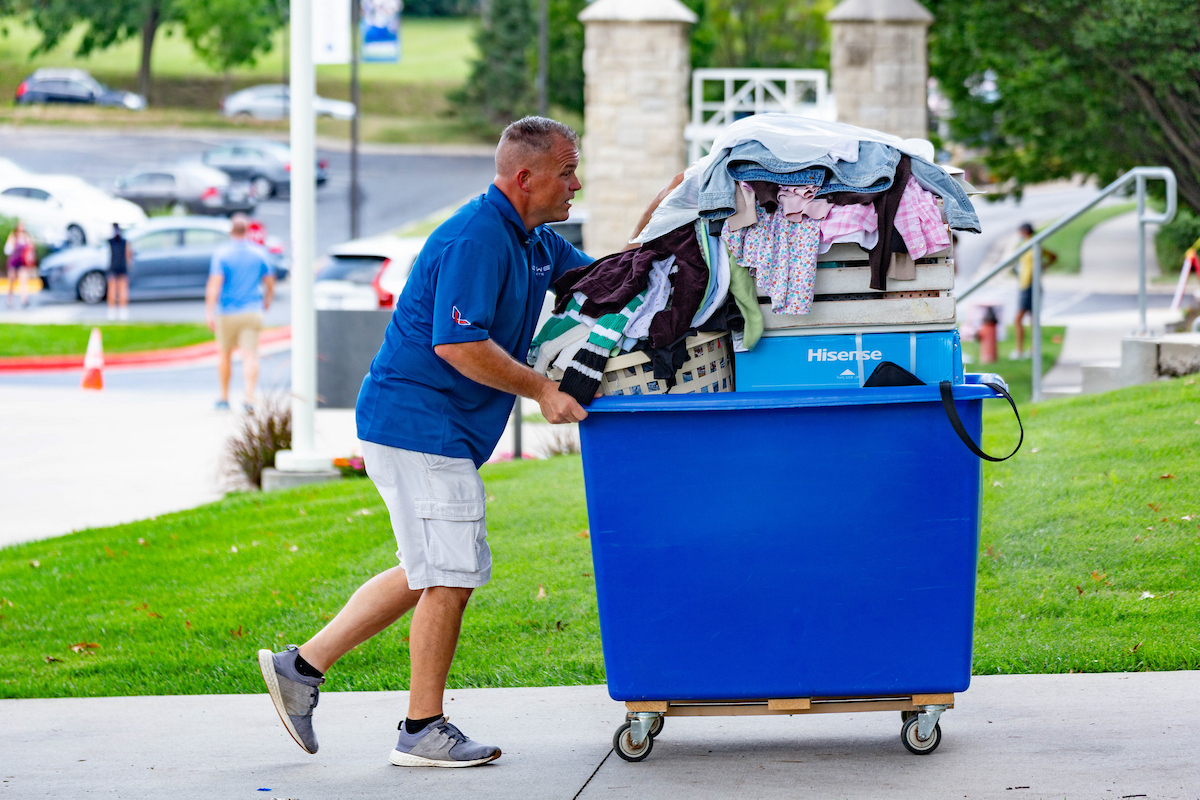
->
[1155, 207, 1200, 275]
[223, 396, 292, 489]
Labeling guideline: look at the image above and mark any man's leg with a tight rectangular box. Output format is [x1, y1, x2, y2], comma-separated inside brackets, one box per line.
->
[239, 315, 262, 406]
[217, 349, 232, 402]
[1014, 309, 1026, 355]
[406, 586, 473, 719]
[298, 565, 423, 673]
[107, 275, 117, 318]
[242, 349, 259, 403]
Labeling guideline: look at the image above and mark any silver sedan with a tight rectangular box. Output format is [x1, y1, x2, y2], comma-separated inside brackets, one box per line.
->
[221, 84, 356, 121]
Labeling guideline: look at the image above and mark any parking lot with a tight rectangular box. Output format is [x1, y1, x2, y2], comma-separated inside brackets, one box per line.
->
[0, 127, 496, 321]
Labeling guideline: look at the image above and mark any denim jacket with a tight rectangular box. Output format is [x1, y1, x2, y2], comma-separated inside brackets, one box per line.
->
[908, 156, 981, 233]
[699, 140, 901, 220]
[699, 140, 981, 234]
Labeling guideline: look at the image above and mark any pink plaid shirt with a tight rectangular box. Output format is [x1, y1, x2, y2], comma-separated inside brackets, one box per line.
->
[894, 177, 950, 259]
[820, 203, 877, 242]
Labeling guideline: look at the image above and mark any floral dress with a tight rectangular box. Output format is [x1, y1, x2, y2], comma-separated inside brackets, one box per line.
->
[721, 204, 820, 315]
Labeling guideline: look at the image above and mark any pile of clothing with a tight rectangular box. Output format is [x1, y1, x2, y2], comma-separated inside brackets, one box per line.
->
[528, 221, 756, 404]
[531, 115, 981, 405]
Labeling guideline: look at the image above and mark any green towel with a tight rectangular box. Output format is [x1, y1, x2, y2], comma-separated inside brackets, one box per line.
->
[726, 244, 763, 351]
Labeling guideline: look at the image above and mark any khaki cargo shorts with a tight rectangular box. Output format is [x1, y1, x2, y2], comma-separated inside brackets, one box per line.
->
[361, 441, 492, 590]
[215, 311, 263, 355]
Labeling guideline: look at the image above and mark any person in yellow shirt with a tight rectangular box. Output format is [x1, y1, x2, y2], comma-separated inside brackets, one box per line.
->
[1012, 222, 1057, 359]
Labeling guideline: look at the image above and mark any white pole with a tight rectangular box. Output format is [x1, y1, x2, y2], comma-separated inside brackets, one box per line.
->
[275, 0, 330, 473]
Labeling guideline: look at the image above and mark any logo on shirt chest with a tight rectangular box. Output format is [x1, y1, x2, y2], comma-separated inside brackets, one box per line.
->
[531, 262, 552, 276]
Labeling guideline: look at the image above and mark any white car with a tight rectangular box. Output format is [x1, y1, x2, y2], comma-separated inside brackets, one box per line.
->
[314, 235, 426, 310]
[0, 173, 146, 248]
[221, 84, 356, 121]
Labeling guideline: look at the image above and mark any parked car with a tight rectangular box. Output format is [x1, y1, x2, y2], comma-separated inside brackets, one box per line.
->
[14, 68, 146, 110]
[39, 216, 287, 304]
[221, 84, 355, 121]
[201, 139, 328, 199]
[113, 164, 254, 217]
[0, 173, 146, 247]
[314, 235, 425, 310]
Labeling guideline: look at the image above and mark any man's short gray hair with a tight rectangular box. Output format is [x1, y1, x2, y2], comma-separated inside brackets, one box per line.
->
[496, 116, 578, 175]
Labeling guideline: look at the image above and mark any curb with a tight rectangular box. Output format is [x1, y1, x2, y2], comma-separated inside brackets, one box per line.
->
[0, 326, 291, 372]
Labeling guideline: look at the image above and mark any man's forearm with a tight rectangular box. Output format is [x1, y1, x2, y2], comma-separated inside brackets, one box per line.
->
[434, 339, 553, 401]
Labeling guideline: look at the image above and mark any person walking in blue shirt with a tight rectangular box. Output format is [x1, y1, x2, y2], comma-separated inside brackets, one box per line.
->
[205, 214, 275, 412]
[257, 116, 674, 768]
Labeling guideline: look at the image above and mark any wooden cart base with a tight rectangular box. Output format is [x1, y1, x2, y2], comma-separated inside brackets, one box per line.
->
[626, 692, 953, 717]
[613, 694, 955, 762]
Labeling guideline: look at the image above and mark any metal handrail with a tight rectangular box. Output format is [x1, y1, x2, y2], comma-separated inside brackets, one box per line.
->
[957, 167, 1177, 401]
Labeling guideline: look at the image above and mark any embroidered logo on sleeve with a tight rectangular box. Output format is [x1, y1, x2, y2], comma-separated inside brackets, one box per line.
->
[452, 306, 472, 327]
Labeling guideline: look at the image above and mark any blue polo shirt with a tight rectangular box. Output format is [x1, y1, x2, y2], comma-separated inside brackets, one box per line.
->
[356, 184, 592, 467]
[209, 240, 273, 314]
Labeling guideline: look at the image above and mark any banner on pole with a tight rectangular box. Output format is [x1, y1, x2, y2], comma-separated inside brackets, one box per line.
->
[361, 0, 402, 63]
[313, 0, 352, 64]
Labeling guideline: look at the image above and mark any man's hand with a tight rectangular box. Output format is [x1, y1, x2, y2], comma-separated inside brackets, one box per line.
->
[537, 382, 588, 424]
[435, 338, 589, 424]
[205, 311, 216, 333]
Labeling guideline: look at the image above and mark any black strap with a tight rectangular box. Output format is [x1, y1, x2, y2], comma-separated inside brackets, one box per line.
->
[939, 381, 1023, 462]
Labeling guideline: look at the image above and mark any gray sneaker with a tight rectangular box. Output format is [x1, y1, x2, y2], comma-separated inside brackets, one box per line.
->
[257, 645, 324, 754]
[389, 717, 501, 768]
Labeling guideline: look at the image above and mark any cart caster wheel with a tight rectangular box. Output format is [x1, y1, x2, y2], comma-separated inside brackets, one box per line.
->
[900, 710, 917, 722]
[613, 721, 654, 762]
[649, 715, 664, 738]
[901, 716, 942, 755]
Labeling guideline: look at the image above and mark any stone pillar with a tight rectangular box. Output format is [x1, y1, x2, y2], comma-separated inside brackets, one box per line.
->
[827, 0, 933, 141]
[578, 0, 696, 256]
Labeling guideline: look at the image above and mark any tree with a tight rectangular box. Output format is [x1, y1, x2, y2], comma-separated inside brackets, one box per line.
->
[177, 0, 284, 76]
[926, 0, 1200, 212]
[457, 0, 536, 128]
[546, 0, 585, 113]
[692, 0, 830, 71]
[23, 0, 178, 100]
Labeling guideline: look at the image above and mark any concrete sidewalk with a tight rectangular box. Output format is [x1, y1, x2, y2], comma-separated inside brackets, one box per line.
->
[2, 672, 1197, 799]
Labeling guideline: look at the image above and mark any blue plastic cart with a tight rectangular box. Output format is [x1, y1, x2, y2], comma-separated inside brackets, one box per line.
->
[578, 376, 1009, 761]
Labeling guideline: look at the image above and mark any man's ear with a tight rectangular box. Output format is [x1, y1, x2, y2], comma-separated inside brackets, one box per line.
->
[514, 167, 533, 193]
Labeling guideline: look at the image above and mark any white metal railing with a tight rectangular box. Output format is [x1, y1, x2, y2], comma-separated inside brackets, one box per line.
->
[685, 68, 835, 163]
[958, 167, 1177, 402]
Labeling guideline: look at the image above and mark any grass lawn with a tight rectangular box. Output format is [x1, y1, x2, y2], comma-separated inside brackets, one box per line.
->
[975, 376, 1200, 674]
[0, 17, 476, 85]
[0, 322, 213, 357]
[1041, 201, 1136, 275]
[0, 456, 597, 698]
[0, 16, 486, 143]
[2, 378, 1197, 699]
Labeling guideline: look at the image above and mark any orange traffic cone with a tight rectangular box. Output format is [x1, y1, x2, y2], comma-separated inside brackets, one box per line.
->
[81, 327, 104, 390]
